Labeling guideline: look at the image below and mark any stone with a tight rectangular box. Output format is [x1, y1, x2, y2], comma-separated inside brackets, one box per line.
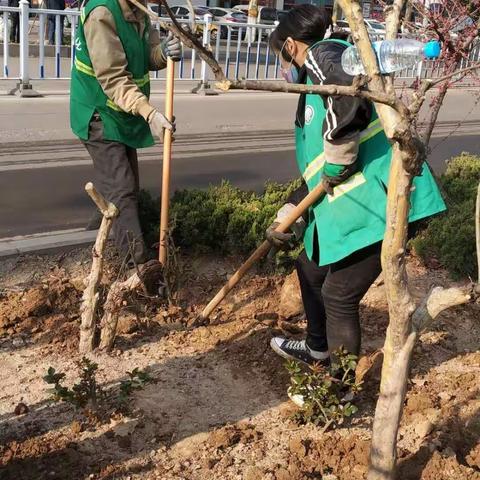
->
[116, 315, 138, 335]
[278, 271, 303, 318]
[414, 419, 435, 439]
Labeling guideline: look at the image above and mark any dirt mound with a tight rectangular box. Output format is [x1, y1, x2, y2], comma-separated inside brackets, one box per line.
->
[0, 270, 82, 349]
[0, 249, 479, 480]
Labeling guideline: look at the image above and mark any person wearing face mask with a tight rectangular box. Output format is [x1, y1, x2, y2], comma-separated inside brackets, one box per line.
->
[266, 5, 446, 366]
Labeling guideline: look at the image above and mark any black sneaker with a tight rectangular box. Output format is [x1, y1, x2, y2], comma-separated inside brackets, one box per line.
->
[270, 337, 329, 366]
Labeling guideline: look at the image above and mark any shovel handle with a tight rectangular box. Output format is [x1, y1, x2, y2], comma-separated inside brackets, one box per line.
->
[159, 58, 175, 265]
[200, 182, 326, 320]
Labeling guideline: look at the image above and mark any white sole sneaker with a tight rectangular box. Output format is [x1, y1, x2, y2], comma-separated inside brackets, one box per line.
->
[270, 337, 329, 366]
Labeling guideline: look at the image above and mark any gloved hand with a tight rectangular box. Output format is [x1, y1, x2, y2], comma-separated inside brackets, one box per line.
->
[266, 222, 294, 250]
[160, 32, 182, 62]
[321, 162, 358, 195]
[265, 203, 306, 254]
[148, 110, 176, 142]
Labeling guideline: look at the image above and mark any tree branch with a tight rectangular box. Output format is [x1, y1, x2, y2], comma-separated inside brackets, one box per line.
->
[408, 63, 480, 135]
[127, 0, 229, 85]
[223, 78, 410, 115]
[429, 62, 480, 87]
[337, 0, 384, 90]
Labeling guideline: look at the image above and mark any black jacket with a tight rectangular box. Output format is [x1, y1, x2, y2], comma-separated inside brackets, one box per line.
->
[296, 40, 372, 138]
[288, 40, 373, 206]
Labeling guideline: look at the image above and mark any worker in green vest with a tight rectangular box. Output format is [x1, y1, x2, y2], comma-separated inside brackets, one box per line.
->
[70, 0, 181, 291]
[266, 5, 446, 365]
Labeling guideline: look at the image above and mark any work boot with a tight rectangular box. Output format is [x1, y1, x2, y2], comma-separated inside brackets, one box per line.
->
[270, 337, 329, 366]
[130, 259, 165, 297]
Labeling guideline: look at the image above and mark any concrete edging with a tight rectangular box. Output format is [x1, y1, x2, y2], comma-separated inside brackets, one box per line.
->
[0, 228, 98, 257]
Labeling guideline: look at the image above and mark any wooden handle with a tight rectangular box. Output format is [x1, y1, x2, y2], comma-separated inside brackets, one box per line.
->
[159, 58, 175, 265]
[200, 182, 326, 320]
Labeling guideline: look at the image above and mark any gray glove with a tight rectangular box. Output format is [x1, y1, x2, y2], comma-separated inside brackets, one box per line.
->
[149, 110, 175, 142]
[266, 222, 294, 251]
[266, 203, 306, 257]
[160, 32, 182, 62]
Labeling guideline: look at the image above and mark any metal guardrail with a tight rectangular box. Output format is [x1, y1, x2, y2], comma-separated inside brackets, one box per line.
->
[0, 0, 479, 93]
[0, 1, 280, 88]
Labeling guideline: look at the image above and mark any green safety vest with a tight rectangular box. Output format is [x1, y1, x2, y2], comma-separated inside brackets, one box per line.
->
[70, 0, 154, 149]
[297, 39, 446, 266]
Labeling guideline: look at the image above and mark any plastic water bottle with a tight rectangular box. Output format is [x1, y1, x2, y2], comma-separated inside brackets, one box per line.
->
[341, 39, 441, 75]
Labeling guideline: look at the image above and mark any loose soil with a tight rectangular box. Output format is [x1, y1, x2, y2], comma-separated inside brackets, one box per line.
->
[0, 247, 479, 480]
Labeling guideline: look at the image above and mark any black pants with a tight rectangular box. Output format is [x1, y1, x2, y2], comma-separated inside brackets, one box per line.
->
[10, 13, 20, 44]
[82, 117, 148, 264]
[295, 242, 382, 356]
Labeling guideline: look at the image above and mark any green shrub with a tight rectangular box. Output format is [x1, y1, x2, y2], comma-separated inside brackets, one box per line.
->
[411, 153, 480, 279]
[139, 179, 301, 255]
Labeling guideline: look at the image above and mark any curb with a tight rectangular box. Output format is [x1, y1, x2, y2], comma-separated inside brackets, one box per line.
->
[0, 228, 98, 258]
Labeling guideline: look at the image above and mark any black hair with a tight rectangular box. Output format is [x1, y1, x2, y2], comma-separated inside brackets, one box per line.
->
[269, 5, 332, 61]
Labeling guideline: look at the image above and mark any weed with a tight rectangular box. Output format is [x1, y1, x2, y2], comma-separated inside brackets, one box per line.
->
[44, 361, 153, 414]
[119, 368, 154, 403]
[44, 357, 103, 410]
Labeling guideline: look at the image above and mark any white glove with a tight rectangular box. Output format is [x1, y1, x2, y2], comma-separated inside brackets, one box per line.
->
[161, 32, 182, 62]
[148, 110, 175, 142]
[275, 203, 306, 240]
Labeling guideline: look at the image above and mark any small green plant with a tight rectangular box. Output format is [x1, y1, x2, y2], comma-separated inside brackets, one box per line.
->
[119, 368, 154, 403]
[44, 357, 103, 410]
[286, 347, 362, 431]
[44, 361, 153, 412]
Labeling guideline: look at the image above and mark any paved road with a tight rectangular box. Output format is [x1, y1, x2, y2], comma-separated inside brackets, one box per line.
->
[1, 90, 479, 238]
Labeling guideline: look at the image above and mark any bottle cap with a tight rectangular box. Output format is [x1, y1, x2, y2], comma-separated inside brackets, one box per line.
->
[424, 41, 441, 59]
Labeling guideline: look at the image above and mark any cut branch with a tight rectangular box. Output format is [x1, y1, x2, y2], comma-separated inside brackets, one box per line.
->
[79, 183, 118, 354]
[412, 286, 472, 332]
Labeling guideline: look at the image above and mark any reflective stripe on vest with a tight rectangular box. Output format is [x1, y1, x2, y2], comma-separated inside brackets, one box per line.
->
[303, 118, 383, 183]
[74, 58, 150, 111]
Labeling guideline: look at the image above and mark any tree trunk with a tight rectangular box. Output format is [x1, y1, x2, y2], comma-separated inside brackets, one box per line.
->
[99, 273, 142, 351]
[79, 183, 118, 354]
[332, 0, 342, 24]
[367, 143, 416, 480]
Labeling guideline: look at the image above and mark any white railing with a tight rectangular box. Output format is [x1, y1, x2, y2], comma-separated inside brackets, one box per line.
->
[0, 0, 478, 92]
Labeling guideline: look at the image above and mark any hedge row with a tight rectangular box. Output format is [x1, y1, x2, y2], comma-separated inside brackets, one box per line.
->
[139, 154, 480, 279]
[411, 153, 480, 279]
